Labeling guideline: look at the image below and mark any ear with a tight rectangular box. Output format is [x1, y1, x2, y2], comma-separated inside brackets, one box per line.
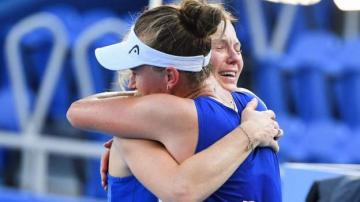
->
[164, 67, 180, 91]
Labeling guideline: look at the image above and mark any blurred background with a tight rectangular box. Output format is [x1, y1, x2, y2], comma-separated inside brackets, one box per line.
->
[0, 0, 359, 201]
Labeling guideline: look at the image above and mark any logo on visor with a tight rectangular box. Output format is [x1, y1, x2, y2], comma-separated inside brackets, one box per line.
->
[129, 45, 140, 55]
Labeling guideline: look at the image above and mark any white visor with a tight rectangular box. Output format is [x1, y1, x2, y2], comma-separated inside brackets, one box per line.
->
[95, 27, 211, 72]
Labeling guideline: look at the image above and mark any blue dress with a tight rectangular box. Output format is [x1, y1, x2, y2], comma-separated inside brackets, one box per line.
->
[194, 91, 282, 202]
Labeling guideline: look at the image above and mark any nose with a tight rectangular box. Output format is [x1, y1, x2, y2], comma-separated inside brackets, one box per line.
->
[226, 49, 241, 65]
[127, 73, 136, 90]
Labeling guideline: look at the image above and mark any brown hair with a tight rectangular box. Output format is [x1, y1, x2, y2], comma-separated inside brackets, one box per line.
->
[133, 0, 226, 89]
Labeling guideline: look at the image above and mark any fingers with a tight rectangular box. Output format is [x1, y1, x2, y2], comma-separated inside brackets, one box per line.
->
[271, 128, 279, 138]
[103, 139, 113, 149]
[244, 98, 258, 110]
[269, 140, 280, 153]
[101, 139, 112, 191]
[274, 129, 284, 140]
[100, 149, 110, 190]
[265, 110, 276, 120]
[273, 120, 280, 130]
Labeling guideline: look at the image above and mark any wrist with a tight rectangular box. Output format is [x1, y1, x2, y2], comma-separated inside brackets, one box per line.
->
[239, 122, 260, 150]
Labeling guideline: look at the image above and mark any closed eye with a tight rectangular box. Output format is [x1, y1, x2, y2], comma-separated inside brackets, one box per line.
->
[234, 43, 242, 54]
[212, 40, 226, 50]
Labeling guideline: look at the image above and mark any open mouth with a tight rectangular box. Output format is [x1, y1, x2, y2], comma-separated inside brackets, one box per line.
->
[219, 71, 236, 78]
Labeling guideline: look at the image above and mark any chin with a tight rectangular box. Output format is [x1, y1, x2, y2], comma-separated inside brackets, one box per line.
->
[222, 83, 237, 91]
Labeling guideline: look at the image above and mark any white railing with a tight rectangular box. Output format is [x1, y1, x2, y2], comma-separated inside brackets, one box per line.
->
[73, 18, 130, 96]
[0, 1, 152, 199]
[1, 11, 126, 198]
[5, 12, 71, 194]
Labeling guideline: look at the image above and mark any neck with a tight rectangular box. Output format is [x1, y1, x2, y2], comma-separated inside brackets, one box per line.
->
[171, 74, 236, 112]
[200, 75, 238, 112]
[169, 75, 215, 99]
[173, 75, 227, 99]
[185, 75, 220, 99]
[171, 74, 237, 111]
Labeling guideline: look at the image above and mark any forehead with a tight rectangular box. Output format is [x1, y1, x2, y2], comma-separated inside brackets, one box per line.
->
[212, 21, 238, 42]
[130, 66, 144, 72]
[131, 65, 152, 71]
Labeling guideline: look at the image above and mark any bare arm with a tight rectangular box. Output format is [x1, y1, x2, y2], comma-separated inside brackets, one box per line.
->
[67, 93, 198, 162]
[67, 93, 195, 141]
[115, 129, 250, 202]
[113, 99, 280, 202]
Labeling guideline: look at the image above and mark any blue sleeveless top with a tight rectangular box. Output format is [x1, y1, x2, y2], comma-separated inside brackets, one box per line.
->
[194, 91, 282, 202]
[107, 174, 157, 202]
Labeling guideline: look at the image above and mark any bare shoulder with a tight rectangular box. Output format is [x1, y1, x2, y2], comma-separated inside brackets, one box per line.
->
[233, 87, 268, 109]
[130, 94, 198, 133]
[234, 87, 256, 96]
[141, 93, 194, 106]
[136, 94, 195, 116]
[133, 94, 199, 161]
